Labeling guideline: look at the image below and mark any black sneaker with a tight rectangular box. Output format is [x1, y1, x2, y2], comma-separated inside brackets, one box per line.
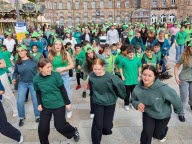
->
[74, 127, 80, 142]
[36, 118, 40, 123]
[178, 116, 185, 122]
[19, 118, 25, 127]
[82, 91, 86, 98]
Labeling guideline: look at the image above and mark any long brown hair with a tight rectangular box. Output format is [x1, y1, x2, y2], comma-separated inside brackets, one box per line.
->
[86, 50, 97, 73]
[181, 46, 191, 66]
[48, 40, 67, 63]
[17, 50, 33, 64]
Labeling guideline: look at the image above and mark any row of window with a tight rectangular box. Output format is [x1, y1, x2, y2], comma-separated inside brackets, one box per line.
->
[152, 0, 176, 7]
[45, 0, 139, 10]
[151, 14, 176, 23]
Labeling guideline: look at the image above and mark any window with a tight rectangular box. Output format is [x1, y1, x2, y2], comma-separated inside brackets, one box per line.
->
[76, 17, 80, 24]
[59, 12, 63, 17]
[84, 17, 88, 23]
[152, 0, 157, 7]
[58, 2, 63, 9]
[68, 18, 72, 26]
[100, 17, 105, 24]
[117, 0, 121, 8]
[108, 16, 113, 22]
[67, 1, 71, 9]
[84, 12, 88, 17]
[134, 0, 139, 8]
[108, 0, 113, 8]
[160, 14, 166, 23]
[125, 0, 130, 8]
[151, 14, 157, 24]
[100, 1, 104, 8]
[169, 14, 176, 23]
[162, 0, 166, 7]
[171, 0, 176, 5]
[92, 17, 96, 22]
[92, 2, 96, 9]
[53, 2, 57, 9]
[116, 16, 121, 23]
[84, 2, 88, 9]
[125, 16, 130, 23]
[68, 13, 72, 17]
[75, 2, 80, 9]
[116, 11, 121, 16]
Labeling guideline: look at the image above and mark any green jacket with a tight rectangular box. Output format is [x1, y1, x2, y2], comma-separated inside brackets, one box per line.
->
[175, 31, 187, 45]
[89, 71, 126, 106]
[131, 79, 184, 119]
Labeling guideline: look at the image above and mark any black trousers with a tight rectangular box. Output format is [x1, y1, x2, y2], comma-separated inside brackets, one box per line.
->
[124, 85, 136, 105]
[91, 103, 116, 144]
[140, 113, 170, 144]
[76, 72, 84, 85]
[0, 102, 21, 142]
[69, 69, 73, 77]
[38, 106, 75, 144]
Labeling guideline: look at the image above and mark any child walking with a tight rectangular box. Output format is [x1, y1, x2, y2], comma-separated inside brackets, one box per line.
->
[89, 58, 126, 144]
[119, 45, 142, 110]
[33, 58, 80, 144]
[31, 44, 43, 61]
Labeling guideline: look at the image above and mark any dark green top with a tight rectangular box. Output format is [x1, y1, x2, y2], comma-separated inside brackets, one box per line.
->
[89, 71, 126, 106]
[142, 53, 159, 68]
[33, 71, 65, 109]
[132, 79, 184, 119]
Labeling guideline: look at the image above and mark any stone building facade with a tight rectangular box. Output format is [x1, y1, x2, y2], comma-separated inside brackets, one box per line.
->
[43, 0, 192, 26]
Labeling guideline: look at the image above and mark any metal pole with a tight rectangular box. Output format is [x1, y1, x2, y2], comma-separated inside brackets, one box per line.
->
[149, 0, 152, 26]
[15, 0, 21, 22]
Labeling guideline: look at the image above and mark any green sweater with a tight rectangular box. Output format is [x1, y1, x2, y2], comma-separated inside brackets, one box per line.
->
[131, 79, 184, 119]
[33, 71, 65, 109]
[89, 71, 126, 106]
[175, 31, 187, 45]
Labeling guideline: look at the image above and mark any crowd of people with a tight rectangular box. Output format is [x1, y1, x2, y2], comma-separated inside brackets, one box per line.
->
[0, 20, 191, 144]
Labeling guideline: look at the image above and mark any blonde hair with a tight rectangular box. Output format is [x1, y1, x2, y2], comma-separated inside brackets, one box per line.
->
[181, 46, 191, 66]
[48, 40, 67, 63]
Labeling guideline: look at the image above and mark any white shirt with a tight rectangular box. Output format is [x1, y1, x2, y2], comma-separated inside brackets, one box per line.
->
[106, 29, 119, 45]
[3, 38, 16, 52]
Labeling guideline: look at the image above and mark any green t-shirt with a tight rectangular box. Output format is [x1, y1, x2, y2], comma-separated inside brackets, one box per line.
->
[33, 71, 65, 109]
[185, 28, 192, 42]
[52, 54, 69, 71]
[2, 51, 12, 68]
[67, 48, 73, 57]
[119, 56, 141, 85]
[74, 52, 84, 73]
[31, 53, 42, 61]
[142, 53, 159, 68]
[175, 31, 187, 45]
[0, 52, 5, 75]
[177, 56, 192, 81]
[136, 52, 143, 61]
[105, 54, 114, 73]
[114, 54, 125, 75]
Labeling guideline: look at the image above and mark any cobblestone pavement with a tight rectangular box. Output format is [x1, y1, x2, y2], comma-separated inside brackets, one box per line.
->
[1, 45, 192, 144]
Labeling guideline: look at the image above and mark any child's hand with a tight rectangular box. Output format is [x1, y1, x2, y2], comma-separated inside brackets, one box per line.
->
[138, 103, 145, 112]
[38, 105, 43, 111]
[66, 104, 71, 111]
[12, 79, 16, 84]
[122, 76, 125, 81]
[77, 65, 81, 70]
[56, 67, 65, 73]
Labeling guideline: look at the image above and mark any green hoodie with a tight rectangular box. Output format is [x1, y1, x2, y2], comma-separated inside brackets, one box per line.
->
[89, 71, 126, 106]
[132, 79, 184, 119]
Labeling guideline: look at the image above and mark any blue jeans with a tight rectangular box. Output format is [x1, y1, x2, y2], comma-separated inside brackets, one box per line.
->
[161, 58, 167, 73]
[60, 72, 71, 103]
[17, 82, 40, 119]
[176, 45, 184, 60]
[43, 48, 48, 58]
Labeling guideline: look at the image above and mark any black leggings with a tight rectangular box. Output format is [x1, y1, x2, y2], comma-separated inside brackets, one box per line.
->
[140, 113, 170, 144]
[0, 102, 21, 142]
[124, 85, 136, 105]
[76, 72, 84, 85]
[69, 69, 73, 77]
[38, 106, 75, 144]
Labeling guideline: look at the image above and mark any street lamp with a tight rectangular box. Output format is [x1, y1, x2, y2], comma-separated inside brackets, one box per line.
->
[15, 0, 21, 22]
[149, 0, 152, 26]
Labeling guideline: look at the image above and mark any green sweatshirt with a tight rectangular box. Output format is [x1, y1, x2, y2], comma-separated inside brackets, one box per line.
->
[89, 71, 126, 106]
[131, 79, 184, 119]
[175, 31, 187, 45]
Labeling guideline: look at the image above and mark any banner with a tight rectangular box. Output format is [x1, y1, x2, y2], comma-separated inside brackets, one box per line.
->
[14, 22, 27, 42]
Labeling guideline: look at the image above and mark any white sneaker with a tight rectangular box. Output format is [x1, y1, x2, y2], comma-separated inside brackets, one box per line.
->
[13, 112, 18, 117]
[90, 114, 94, 119]
[18, 135, 23, 143]
[124, 105, 130, 111]
[159, 137, 166, 142]
[66, 111, 72, 119]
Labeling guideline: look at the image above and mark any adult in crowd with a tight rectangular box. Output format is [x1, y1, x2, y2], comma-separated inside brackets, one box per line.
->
[3, 32, 16, 52]
[106, 23, 119, 45]
[21, 31, 31, 50]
